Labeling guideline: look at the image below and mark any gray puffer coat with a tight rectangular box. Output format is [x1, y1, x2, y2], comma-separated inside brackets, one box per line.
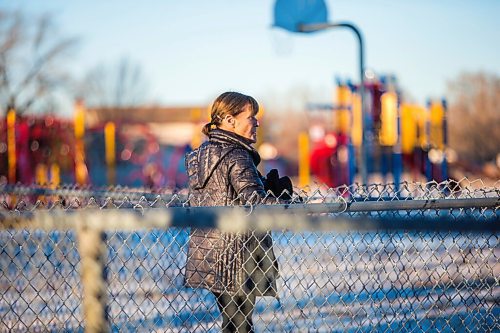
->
[184, 129, 280, 297]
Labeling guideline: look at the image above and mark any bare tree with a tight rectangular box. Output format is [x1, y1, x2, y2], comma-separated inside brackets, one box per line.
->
[447, 72, 500, 165]
[0, 10, 78, 114]
[77, 57, 151, 108]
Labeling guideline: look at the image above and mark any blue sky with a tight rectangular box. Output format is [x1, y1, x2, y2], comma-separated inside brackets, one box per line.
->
[2, 0, 499, 112]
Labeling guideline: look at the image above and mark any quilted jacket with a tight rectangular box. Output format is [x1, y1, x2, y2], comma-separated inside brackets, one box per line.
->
[184, 129, 280, 297]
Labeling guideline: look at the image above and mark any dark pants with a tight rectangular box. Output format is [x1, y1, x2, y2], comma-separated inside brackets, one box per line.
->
[215, 292, 256, 333]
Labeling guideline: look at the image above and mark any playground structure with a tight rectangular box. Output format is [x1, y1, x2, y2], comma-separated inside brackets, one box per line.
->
[304, 75, 450, 188]
[0, 99, 292, 189]
[0, 103, 202, 189]
[1, 84, 450, 189]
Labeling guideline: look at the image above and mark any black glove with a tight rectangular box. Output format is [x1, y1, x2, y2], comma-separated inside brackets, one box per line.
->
[264, 169, 293, 200]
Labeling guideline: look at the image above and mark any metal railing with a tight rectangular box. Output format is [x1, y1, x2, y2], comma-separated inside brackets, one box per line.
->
[0, 179, 499, 332]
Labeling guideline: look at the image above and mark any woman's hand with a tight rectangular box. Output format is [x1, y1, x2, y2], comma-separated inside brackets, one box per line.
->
[264, 169, 293, 200]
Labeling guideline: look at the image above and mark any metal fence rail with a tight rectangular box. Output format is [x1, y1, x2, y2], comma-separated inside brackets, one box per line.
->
[1, 179, 499, 332]
[1, 178, 499, 209]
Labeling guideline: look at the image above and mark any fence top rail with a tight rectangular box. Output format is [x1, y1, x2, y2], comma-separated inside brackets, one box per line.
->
[1, 196, 499, 214]
[1, 178, 499, 212]
[1, 199, 499, 233]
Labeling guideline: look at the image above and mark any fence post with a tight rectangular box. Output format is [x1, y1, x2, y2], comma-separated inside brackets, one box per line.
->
[76, 215, 109, 333]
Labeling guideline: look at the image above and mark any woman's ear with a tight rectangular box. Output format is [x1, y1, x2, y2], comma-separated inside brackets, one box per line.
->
[224, 115, 236, 128]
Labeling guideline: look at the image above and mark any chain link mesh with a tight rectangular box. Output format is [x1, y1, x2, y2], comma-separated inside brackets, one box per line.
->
[1, 229, 82, 332]
[1, 179, 499, 332]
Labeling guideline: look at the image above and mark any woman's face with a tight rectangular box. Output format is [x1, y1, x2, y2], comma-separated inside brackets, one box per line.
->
[232, 104, 259, 143]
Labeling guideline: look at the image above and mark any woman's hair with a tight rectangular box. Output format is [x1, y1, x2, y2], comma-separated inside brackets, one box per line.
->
[202, 91, 259, 136]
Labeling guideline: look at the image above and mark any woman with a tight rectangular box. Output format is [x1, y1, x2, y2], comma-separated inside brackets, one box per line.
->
[184, 92, 290, 332]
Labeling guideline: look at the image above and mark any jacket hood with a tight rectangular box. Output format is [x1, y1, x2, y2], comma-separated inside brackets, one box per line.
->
[186, 129, 261, 190]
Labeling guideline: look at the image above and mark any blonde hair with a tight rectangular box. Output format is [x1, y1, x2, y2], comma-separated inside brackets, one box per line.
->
[202, 92, 259, 136]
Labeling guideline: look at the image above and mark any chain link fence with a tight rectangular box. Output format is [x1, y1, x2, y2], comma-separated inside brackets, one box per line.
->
[1, 179, 499, 332]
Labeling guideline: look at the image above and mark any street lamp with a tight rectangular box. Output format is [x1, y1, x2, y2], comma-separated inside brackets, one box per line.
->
[273, 0, 369, 185]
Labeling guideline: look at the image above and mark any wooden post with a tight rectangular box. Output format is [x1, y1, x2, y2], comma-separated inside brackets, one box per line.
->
[77, 216, 109, 333]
